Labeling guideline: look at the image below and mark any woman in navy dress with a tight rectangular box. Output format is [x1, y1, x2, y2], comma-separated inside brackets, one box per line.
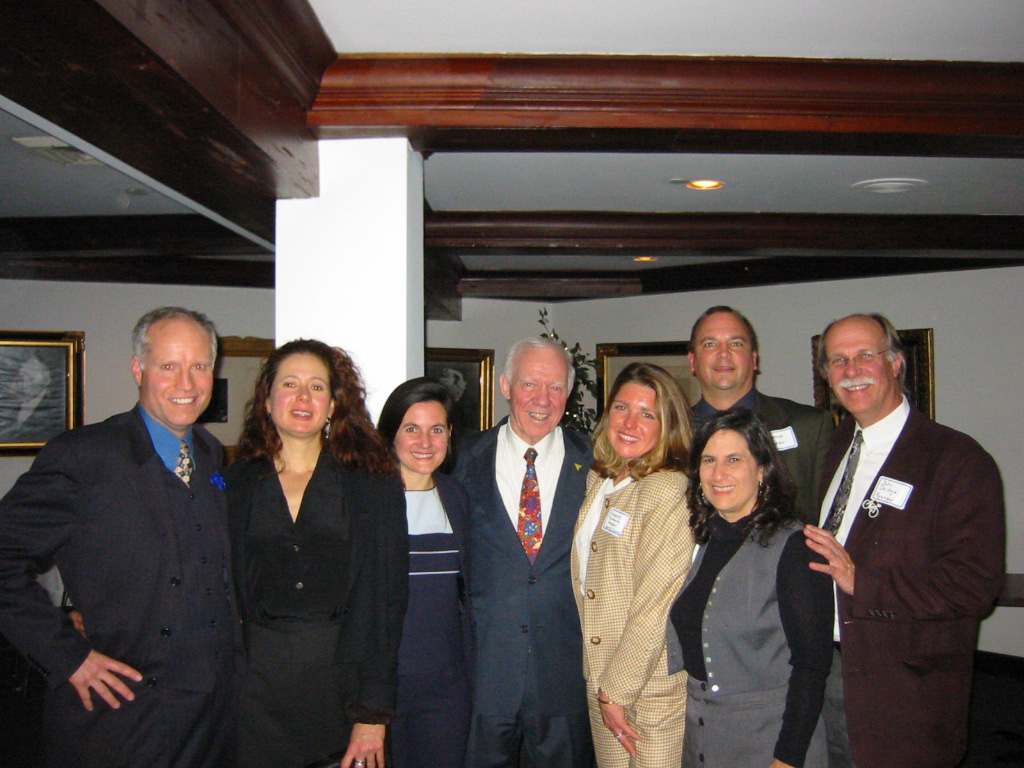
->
[378, 377, 473, 768]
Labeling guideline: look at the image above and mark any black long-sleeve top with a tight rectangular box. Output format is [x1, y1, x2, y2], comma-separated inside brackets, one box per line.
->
[669, 514, 833, 767]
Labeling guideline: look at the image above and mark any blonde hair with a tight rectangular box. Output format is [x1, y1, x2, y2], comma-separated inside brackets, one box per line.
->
[592, 362, 693, 480]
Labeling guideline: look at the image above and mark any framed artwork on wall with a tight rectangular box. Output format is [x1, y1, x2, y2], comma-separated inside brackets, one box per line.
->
[426, 347, 494, 435]
[0, 330, 85, 457]
[811, 327, 935, 421]
[595, 341, 700, 414]
[198, 336, 274, 461]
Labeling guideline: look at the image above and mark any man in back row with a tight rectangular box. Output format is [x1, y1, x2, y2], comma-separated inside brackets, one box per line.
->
[688, 305, 833, 522]
[0, 307, 239, 768]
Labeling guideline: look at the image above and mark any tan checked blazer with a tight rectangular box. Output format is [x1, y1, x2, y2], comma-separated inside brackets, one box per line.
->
[572, 469, 695, 767]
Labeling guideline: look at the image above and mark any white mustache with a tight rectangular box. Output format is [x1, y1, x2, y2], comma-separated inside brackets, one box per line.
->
[837, 376, 877, 390]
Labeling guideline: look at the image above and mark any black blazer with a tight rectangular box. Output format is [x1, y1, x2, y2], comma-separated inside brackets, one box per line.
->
[0, 408, 240, 767]
[225, 454, 408, 718]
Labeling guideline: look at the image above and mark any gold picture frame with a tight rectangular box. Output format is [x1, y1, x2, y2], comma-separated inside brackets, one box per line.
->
[595, 341, 700, 414]
[198, 336, 274, 460]
[0, 330, 85, 456]
[426, 347, 495, 434]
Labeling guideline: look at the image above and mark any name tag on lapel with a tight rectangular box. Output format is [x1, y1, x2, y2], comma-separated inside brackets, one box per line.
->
[871, 476, 913, 510]
[771, 426, 798, 451]
[602, 508, 631, 538]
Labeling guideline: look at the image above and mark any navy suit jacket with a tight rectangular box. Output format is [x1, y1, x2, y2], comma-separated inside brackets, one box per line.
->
[824, 407, 1005, 768]
[455, 422, 591, 717]
[0, 408, 240, 765]
[755, 391, 833, 524]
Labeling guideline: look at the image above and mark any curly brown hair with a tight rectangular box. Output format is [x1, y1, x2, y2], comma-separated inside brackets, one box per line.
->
[236, 339, 396, 476]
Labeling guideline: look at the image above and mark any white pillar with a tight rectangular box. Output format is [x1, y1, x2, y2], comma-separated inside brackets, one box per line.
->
[275, 138, 424, 418]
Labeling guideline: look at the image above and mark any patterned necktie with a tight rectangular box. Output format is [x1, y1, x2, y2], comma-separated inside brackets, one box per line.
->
[517, 448, 543, 563]
[823, 430, 863, 534]
[174, 439, 193, 486]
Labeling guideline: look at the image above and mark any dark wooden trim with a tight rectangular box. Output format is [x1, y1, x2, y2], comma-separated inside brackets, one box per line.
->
[313, 56, 1024, 157]
[0, 256, 273, 289]
[2, 0, 334, 243]
[0, 215, 269, 258]
[427, 212, 1024, 252]
[458, 274, 643, 299]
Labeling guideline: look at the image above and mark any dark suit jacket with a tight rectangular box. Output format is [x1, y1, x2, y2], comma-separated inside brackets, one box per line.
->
[0, 408, 239, 765]
[225, 455, 408, 719]
[824, 408, 1005, 768]
[455, 422, 591, 717]
[755, 391, 833, 524]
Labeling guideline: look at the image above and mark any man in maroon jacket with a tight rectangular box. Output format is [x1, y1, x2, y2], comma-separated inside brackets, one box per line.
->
[805, 313, 1005, 768]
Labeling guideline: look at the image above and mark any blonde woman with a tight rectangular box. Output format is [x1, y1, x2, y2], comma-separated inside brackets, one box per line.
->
[572, 362, 695, 767]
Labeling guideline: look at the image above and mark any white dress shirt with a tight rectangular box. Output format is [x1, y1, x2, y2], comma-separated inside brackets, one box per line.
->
[575, 476, 633, 591]
[496, 423, 565, 533]
[819, 396, 910, 638]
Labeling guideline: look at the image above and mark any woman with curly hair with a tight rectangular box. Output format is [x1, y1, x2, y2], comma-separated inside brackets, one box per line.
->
[225, 339, 407, 768]
[571, 362, 695, 767]
[667, 408, 833, 768]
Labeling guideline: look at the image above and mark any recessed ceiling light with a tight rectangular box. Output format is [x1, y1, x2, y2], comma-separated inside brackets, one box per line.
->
[633, 256, 658, 262]
[669, 178, 724, 190]
[851, 178, 928, 194]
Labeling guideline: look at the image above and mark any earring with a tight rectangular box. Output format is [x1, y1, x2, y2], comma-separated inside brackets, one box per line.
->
[323, 417, 332, 437]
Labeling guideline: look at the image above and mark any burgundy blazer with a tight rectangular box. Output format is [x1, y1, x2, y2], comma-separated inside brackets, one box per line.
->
[823, 407, 1005, 768]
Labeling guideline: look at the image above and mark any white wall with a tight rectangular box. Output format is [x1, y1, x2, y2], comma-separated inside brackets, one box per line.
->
[0, 278, 274, 492]
[427, 266, 1024, 656]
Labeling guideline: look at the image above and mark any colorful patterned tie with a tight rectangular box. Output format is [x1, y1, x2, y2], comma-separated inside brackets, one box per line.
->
[174, 439, 193, 486]
[823, 430, 863, 534]
[517, 448, 543, 563]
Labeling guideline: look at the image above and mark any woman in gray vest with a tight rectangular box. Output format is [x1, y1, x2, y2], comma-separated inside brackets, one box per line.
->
[667, 409, 833, 768]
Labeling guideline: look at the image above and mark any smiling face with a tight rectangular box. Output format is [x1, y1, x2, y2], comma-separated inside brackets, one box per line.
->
[500, 345, 570, 445]
[699, 428, 765, 522]
[132, 317, 215, 438]
[266, 352, 335, 443]
[688, 311, 758, 408]
[393, 400, 451, 490]
[824, 315, 903, 428]
[607, 382, 661, 463]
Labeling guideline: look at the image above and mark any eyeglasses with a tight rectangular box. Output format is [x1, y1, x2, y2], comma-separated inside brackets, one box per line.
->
[825, 348, 890, 371]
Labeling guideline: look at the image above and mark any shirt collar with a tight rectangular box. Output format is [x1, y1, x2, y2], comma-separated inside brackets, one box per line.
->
[694, 387, 759, 428]
[859, 395, 910, 450]
[502, 421, 561, 459]
[138, 403, 194, 473]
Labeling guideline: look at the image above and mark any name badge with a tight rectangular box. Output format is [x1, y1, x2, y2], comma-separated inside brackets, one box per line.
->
[771, 426, 799, 452]
[871, 476, 913, 510]
[602, 507, 631, 538]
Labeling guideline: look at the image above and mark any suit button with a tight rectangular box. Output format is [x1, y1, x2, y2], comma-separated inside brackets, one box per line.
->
[711, 684, 719, 692]
[160, 628, 171, 637]
[293, 544, 301, 552]
[209, 620, 217, 627]
[295, 582, 304, 590]
[170, 577, 181, 587]
[699, 754, 704, 762]
[195, 523, 202, 532]
[528, 576, 537, 584]
[520, 625, 529, 633]
[591, 541, 598, 552]
[590, 637, 601, 645]
[146, 677, 158, 687]
[200, 557, 207, 564]
[698, 717, 704, 726]
[189, 493, 195, 500]
[586, 589, 595, 600]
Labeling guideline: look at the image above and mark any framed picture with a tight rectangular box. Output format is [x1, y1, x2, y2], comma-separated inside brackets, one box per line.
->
[198, 336, 274, 460]
[812, 327, 935, 420]
[426, 347, 494, 435]
[595, 341, 700, 414]
[0, 331, 85, 456]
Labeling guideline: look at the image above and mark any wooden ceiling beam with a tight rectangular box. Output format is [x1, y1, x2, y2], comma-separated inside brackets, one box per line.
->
[426, 212, 1024, 252]
[313, 56, 1024, 157]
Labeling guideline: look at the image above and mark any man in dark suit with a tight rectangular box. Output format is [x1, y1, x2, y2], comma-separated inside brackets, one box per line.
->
[0, 307, 239, 768]
[805, 313, 1005, 768]
[688, 305, 833, 522]
[456, 337, 594, 768]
